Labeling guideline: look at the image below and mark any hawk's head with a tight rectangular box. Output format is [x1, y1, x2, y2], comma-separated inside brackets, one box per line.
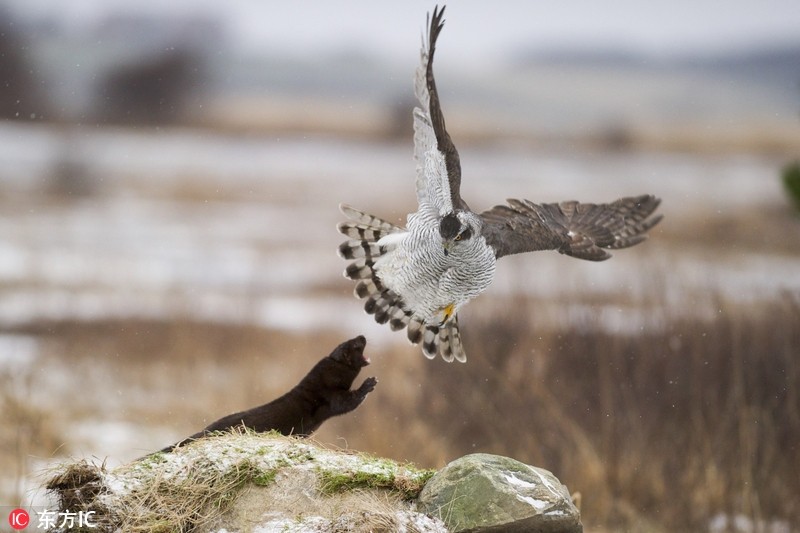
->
[439, 211, 479, 255]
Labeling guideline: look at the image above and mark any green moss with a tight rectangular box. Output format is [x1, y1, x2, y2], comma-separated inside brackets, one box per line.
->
[285, 448, 315, 463]
[783, 161, 800, 213]
[246, 446, 314, 488]
[252, 469, 279, 486]
[317, 459, 436, 499]
[413, 468, 436, 487]
[138, 452, 168, 469]
[319, 469, 391, 494]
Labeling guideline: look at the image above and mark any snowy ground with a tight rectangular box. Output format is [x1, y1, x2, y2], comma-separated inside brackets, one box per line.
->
[1, 122, 797, 334]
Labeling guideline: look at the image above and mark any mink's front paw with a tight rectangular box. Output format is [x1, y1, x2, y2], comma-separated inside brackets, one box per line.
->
[358, 377, 378, 395]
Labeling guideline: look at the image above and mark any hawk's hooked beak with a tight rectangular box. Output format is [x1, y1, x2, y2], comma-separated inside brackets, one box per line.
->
[442, 241, 451, 256]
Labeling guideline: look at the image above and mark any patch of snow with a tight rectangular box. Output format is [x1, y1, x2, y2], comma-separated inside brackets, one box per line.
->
[0, 334, 39, 370]
[531, 469, 561, 499]
[395, 510, 449, 533]
[516, 493, 548, 510]
[504, 472, 537, 489]
[504, 470, 562, 512]
[238, 510, 447, 533]
[709, 513, 792, 533]
[252, 515, 329, 533]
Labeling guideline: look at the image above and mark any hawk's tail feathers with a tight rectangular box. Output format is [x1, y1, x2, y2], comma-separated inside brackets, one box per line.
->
[339, 240, 383, 260]
[407, 317, 425, 346]
[338, 224, 385, 241]
[414, 316, 466, 363]
[354, 278, 413, 332]
[338, 205, 404, 261]
[366, 291, 412, 331]
[344, 258, 372, 280]
[339, 204, 402, 233]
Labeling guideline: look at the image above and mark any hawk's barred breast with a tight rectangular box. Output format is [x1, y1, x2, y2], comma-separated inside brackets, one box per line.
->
[374, 207, 496, 323]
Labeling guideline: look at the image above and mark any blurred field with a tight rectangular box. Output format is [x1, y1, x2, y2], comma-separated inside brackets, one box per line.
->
[2, 288, 798, 532]
[2, 142, 799, 532]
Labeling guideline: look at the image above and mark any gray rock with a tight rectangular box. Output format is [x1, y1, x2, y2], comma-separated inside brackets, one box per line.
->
[417, 453, 582, 533]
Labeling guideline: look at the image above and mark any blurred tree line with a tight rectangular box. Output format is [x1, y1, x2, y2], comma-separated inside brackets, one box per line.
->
[0, 7, 207, 126]
[0, 8, 48, 120]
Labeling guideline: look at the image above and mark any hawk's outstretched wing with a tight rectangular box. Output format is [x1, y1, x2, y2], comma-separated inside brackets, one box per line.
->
[480, 194, 662, 261]
[413, 5, 467, 216]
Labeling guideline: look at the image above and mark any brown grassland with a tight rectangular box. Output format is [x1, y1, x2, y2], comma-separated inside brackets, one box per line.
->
[2, 288, 798, 532]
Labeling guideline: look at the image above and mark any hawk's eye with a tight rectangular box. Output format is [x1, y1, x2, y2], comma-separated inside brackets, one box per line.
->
[454, 234, 462, 241]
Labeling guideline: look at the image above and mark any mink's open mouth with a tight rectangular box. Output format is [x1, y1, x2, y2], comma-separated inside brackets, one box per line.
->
[351, 336, 368, 365]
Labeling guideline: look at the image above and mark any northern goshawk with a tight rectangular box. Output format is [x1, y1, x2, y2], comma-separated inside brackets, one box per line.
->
[338, 5, 662, 362]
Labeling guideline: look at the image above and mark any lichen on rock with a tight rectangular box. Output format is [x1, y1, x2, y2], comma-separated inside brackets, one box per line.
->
[417, 453, 582, 533]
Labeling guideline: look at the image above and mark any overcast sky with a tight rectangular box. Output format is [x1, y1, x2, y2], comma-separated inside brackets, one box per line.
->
[8, 0, 800, 66]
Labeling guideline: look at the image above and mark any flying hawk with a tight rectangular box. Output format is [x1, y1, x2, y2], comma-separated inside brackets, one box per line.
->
[338, 6, 662, 362]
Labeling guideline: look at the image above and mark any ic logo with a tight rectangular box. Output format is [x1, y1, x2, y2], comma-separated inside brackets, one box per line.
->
[8, 508, 30, 530]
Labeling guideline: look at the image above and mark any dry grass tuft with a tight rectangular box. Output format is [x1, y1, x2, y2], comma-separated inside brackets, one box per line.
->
[117, 457, 255, 532]
[44, 455, 255, 532]
[46, 460, 108, 517]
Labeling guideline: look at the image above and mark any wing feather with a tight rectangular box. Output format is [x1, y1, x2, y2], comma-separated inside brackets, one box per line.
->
[480, 194, 662, 261]
[414, 6, 466, 216]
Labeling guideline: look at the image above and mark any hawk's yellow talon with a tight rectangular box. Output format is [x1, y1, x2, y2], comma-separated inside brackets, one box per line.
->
[440, 303, 455, 325]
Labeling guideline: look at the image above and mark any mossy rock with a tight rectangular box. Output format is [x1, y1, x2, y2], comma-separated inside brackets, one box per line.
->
[417, 453, 582, 532]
